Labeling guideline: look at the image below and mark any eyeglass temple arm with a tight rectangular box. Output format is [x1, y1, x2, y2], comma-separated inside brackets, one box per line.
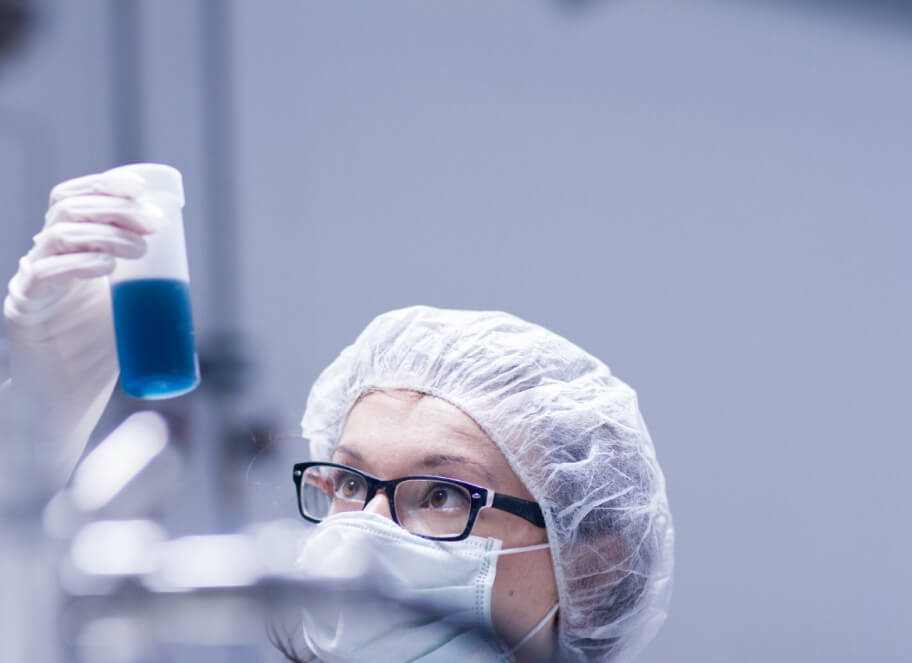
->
[491, 494, 546, 528]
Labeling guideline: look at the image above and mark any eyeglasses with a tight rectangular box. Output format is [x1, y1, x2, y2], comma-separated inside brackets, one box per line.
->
[293, 461, 546, 541]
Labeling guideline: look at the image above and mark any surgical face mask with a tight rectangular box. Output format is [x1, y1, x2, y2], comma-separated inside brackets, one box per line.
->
[295, 511, 559, 663]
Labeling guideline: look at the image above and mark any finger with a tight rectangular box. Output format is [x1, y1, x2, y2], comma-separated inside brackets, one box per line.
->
[49, 169, 145, 206]
[30, 222, 147, 261]
[29, 252, 116, 283]
[9, 253, 115, 305]
[45, 195, 164, 235]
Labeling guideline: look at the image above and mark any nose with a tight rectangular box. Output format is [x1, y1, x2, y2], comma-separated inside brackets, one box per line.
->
[362, 491, 393, 519]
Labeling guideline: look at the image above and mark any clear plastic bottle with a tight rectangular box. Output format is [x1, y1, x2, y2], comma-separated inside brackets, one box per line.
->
[107, 163, 200, 399]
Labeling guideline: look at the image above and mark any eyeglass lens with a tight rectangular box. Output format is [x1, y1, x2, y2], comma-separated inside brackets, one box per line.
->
[299, 464, 474, 538]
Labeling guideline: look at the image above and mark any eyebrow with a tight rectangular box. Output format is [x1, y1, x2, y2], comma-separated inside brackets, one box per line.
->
[333, 444, 363, 462]
[419, 453, 498, 486]
[333, 445, 498, 486]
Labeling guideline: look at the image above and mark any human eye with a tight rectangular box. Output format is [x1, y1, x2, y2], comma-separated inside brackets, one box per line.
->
[332, 470, 366, 501]
[419, 482, 470, 511]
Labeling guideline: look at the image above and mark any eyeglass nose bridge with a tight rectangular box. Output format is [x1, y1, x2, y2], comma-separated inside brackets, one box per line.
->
[361, 478, 400, 520]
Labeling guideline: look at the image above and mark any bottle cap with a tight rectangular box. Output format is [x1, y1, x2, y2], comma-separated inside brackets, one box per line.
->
[106, 163, 185, 207]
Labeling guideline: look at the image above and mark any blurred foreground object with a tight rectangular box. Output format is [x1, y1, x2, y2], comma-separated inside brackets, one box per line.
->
[0, 406, 308, 662]
[59, 520, 315, 662]
[42, 411, 181, 541]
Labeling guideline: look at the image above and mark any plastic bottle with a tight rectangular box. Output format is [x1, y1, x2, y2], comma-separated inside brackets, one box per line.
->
[108, 163, 200, 399]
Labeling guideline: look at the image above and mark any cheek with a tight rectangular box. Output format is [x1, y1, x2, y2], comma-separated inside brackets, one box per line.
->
[490, 549, 558, 646]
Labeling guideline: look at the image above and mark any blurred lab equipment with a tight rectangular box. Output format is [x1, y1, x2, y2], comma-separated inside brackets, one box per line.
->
[42, 411, 180, 536]
[31, 410, 313, 662]
[106, 164, 200, 400]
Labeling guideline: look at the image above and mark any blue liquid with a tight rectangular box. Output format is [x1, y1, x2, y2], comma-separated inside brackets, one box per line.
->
[112, 278, 200, 399]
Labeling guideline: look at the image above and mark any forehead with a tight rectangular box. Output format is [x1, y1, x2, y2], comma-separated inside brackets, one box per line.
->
[334, 390, 524, 494]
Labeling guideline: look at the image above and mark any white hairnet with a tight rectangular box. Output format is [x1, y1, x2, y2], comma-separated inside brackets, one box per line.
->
[300, 305, 673, 663]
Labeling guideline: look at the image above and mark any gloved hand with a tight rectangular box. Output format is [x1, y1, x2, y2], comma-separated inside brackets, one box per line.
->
[2, 167, 164, 484]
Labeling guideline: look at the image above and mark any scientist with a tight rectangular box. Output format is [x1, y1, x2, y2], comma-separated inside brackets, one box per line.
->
[3, 168, 673, 662]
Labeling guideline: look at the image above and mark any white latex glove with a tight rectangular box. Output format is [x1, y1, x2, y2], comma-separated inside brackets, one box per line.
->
[2, 168, 164, 484]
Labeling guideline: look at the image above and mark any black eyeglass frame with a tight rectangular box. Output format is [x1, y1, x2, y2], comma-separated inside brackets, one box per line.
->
[293, 461, 546, 541]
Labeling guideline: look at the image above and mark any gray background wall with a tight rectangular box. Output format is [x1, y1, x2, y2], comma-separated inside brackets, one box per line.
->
[1, 1, 909, 661]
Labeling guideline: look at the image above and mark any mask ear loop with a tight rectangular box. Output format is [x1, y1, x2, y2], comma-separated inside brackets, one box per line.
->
[487, 541, 551, 557]
[483, 542, 556, 657]
[506, 602, 560, 657]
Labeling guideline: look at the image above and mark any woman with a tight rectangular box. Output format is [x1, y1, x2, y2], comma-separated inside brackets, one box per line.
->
[288, 305, 674, 663]
[3, 168, 673, 662]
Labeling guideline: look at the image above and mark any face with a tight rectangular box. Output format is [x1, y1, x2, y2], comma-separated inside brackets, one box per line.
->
[331, 389, 559, 660]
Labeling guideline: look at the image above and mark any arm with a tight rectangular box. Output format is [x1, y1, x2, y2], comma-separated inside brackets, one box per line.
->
[1, 168, 163, 494]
